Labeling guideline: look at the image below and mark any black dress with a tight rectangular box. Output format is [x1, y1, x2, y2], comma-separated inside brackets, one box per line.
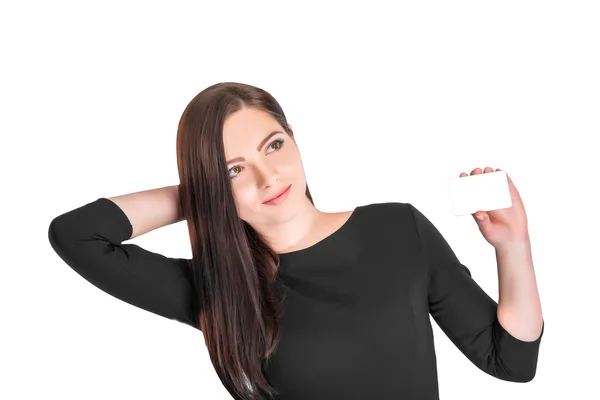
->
[48, 198, 544, 399]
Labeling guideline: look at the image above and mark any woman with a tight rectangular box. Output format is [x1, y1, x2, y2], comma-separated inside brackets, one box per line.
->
[48, 82, 544, 400]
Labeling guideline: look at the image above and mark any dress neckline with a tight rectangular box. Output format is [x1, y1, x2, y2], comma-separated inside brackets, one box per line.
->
[276, 205, 362, 259]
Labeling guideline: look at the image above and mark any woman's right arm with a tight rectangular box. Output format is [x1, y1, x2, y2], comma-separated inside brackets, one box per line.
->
[48, 185, 201, 331]
[108, 185, 183, 240]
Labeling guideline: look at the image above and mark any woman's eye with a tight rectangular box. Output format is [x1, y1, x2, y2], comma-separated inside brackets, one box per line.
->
[269, 139, 284, 151]
[228, 139, 285, 179]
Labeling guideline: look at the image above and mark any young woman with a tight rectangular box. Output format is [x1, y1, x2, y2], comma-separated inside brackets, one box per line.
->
[48, 82, 544, 400]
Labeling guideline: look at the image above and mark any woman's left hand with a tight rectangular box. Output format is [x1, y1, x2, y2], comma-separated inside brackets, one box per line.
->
[461, 167, 530, 249]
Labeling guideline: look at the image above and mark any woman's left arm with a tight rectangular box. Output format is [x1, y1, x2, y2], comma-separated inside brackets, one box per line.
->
[408, 167, 544, 383]
[495, 238, 544, 342]
[467, 167, 543, 342]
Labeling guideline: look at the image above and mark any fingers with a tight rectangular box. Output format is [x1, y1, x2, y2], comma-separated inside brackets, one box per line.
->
[459, 166, 496, 177]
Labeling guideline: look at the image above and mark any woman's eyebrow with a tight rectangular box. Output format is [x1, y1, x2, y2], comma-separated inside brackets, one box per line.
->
[226, 130, 283, 165]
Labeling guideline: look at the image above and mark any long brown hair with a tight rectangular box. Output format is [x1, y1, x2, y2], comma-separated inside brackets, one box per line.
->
[175, 82, 314, 399]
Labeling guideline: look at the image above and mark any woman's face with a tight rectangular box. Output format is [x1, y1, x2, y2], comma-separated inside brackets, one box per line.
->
[222, 107, 306, 225]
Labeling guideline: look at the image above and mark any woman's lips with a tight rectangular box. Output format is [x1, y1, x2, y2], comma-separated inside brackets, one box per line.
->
[263, 184, 292, 205]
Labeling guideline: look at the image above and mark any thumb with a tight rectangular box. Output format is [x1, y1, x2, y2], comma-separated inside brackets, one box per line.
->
[474, 212, 486, 222]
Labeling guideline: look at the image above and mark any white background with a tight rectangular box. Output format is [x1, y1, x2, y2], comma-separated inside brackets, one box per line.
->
[2, 0, 598, 398]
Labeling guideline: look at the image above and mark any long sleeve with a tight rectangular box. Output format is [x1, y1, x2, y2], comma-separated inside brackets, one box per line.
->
[407, 203, 543, 382]
[48, 197, 200, 331]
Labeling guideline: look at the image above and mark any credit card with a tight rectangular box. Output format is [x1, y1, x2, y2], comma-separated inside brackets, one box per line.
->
[447, 170, 512, 216]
